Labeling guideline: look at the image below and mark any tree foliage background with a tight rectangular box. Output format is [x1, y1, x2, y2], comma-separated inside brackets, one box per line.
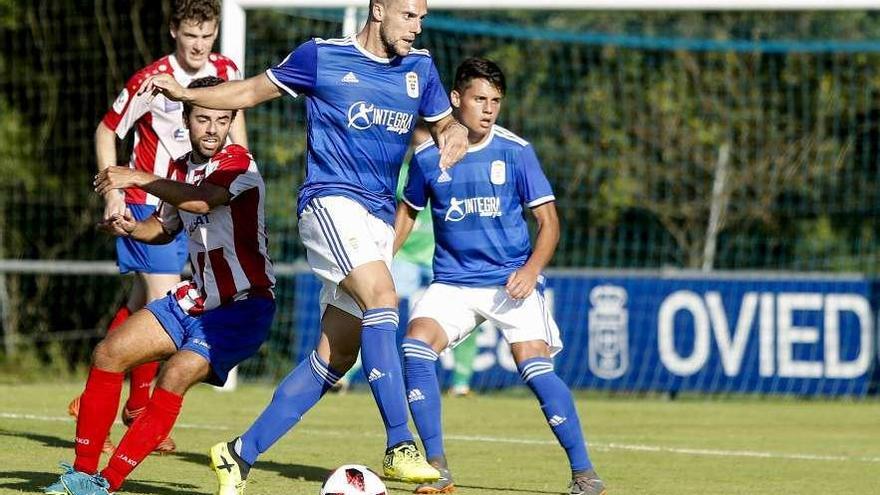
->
[1, 2, 879, 364]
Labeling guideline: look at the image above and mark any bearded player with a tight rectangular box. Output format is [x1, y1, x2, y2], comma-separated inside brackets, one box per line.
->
[44, 76, 272, 495]
[70, 0, 247, 455]
[144, 0, 470, 490]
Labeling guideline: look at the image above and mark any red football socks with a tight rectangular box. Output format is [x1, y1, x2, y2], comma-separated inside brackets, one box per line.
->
[101, 387, 183, 491]
[105, 306, 131, 335]
[73, 367, 124, 474]
[127, 361, 160, 412]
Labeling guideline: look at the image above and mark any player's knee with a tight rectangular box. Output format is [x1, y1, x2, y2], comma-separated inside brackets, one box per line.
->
[364, 285, 397, 309]
[327, 347, 359, 373]
[511, 340, 551, 364]
[156, 363, 200, 395]
[406, 318, 448, 353]
[341, 264, 398, 310]
[91, 340, 127, 372]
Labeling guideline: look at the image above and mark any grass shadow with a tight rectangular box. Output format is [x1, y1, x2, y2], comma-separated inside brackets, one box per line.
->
[0, 471, 201, 495]
[449, 483, 561, 494]
[254, 459, 332, 483]
[0, 470, 60, 492]
[118, 478, 203, 494]
[172, 449, 331, 483]
[0, 428, 73, 449]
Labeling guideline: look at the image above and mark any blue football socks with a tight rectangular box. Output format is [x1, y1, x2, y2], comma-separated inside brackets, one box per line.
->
[238, 351, 341, 465]
[402, 338, 444, 461]
[360, 308, 413, 448]
[519, 357, 592, 472]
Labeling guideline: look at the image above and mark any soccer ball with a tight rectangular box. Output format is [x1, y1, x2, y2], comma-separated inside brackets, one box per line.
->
[319, 464, 387, 495]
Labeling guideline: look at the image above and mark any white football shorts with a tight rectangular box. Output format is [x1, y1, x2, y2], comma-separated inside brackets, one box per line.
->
[299, 195, 394, 318]
[410, 282, 563, 356]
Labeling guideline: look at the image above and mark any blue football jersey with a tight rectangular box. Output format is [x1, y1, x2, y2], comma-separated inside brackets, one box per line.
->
[404, 126, 556, 286]
[266, 36, 451, 225]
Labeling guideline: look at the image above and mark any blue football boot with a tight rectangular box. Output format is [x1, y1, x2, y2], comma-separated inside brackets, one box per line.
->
[43, 462, 74, 494]
[44, 462, 112, 495]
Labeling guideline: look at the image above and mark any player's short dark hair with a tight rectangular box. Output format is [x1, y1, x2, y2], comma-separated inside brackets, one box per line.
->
[453, 58, 506, 96]
[171, 0, 221, 28]
[183, 76, 237, 120]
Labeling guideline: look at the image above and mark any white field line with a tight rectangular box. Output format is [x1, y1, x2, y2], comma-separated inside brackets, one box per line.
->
[3, 411, 879, 464]
[0, 412, 230, 431]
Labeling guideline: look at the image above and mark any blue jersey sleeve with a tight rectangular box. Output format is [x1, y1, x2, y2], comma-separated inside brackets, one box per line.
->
[403, 153, 430, 210]
[265, 40, 318, 97]
[420, 62, 451, 122]
[515, 145, 556, 208]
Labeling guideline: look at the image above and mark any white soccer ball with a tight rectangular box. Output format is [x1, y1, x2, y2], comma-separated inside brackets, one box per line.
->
[319, 464, 387, 495]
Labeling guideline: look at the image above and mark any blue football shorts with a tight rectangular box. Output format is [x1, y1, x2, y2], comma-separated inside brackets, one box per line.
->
[146, 293, 276, 386]
[116, 203, 188, 275]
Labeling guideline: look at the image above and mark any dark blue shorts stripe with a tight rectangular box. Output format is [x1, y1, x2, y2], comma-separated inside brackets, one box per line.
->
[537, 292, 553, 345]
[315, 198, 354, 271]
[312, 199, 354, 273]
[310, 199, 352, 273]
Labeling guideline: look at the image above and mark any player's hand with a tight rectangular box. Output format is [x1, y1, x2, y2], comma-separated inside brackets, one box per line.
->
[140, 73, 186, 101]
[97, 208, 136, 237]
[94, 167, 147, 196]
[102, 189, 126, 222]
[436, 121, 469, 170]
[506, 266, 540, 300]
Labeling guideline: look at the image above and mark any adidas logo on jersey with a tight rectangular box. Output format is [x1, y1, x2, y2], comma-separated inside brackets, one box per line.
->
[407, 388, 426, 403]
[342, 71, 360, 83]
[548, 415, 567, 427]
[368, 368, 386, 382]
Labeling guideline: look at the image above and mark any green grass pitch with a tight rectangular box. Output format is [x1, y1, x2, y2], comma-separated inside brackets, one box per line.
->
[0, 382, 878, 494]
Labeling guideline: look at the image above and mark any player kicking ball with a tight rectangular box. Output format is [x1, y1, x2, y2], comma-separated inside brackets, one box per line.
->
[396, 58, 607, 495]
[43, 76, 275, 495]
[144, 0, 469, 491]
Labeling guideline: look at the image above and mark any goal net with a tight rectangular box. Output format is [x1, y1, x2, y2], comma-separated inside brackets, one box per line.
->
[228, 5, 880, 395]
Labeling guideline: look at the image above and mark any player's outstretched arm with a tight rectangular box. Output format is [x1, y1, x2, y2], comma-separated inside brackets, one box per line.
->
[94, 167, 231, 214]
[427, 114, 469, 170]
[98, 210, 174, 245]
[230, 111, 248, 148]
[506, 202, 560, 300]
[94, 122, 126, 221]
[142, 73, 282, 110]
[393, 201, 419, 255]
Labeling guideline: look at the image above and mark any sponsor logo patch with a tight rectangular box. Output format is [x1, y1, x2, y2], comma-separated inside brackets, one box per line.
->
[444, 196, 502, 222]
[347, 101, 414, 135]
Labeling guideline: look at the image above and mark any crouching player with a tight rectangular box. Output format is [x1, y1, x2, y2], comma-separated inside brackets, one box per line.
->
[396, 58, 606, 495]
[44, 76, 275, 495]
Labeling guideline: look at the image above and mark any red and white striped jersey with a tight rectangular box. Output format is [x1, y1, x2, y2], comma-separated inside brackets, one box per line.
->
[157, 144, 275, 315]
[102, 53, 241, 206]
